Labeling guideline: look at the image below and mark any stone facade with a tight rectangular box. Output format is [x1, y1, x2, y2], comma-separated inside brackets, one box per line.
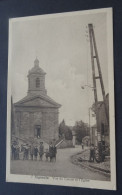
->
[13, 58, 61, 143]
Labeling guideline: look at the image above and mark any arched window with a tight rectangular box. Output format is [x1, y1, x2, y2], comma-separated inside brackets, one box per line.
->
[36, 78, 40, 88]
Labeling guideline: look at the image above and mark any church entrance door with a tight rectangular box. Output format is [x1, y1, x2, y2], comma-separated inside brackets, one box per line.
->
[34, 125, 41, 138]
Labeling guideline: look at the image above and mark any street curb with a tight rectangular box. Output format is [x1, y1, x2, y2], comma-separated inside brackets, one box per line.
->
[70, 149, 111, 178]
[89, 164, 110, 174]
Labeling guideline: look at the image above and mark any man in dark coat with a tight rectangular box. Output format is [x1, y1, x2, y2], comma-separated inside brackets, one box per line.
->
[89, 144, 95, 162]
[49, 142, 53, 162]
[34, 146, 38, 160]
[39, 142, 44, 161]
[49, 142, 57, 162]
[53, 145, 57, 162]
[15, 144, 20, 160]
[22, 144, 29, 160]
[11, 142, 16, 160]
[30, 143, 34, 160]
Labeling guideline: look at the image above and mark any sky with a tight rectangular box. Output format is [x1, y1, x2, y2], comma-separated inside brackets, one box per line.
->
[10, 10, 109, 126]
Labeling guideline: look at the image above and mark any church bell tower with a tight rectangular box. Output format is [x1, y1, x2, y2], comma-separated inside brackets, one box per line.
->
[27, 58, 47, 96]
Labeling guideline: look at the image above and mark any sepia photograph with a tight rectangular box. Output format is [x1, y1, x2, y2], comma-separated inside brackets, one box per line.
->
[6, 8, 116, 190]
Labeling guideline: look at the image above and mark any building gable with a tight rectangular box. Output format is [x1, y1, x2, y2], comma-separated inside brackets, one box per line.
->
[14, 95, 61, 108]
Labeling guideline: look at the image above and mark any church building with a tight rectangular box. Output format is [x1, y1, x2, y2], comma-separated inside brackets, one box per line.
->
[13, 58, 61, 143]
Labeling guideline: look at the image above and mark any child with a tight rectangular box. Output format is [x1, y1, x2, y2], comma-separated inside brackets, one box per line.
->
[45, 149, 50, 161]
[34, 146, 38, 160]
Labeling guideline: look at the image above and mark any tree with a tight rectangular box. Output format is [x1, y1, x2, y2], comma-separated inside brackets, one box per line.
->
[65, 126, 73, 140]
[73, 120, 90, 144]
[59, 119, 65, 137]
[59, 120, 73, 140]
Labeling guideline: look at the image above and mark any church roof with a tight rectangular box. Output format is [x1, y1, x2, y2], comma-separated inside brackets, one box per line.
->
[14, 93, 61, 108]
[28, 58, 46, 75]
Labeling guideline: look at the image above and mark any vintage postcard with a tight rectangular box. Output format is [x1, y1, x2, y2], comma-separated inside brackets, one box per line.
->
[6, 8, 116, 190]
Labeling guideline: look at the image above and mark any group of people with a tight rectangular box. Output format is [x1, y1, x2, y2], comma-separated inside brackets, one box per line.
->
[29, 142, 44, 161]
[11, 140, 57, 162]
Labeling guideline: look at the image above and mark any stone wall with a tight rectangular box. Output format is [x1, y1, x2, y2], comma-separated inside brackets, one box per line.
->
[14, 107, 59, 142]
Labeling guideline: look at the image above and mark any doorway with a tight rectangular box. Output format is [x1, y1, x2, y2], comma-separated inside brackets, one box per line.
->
[34, 125, 41, 138]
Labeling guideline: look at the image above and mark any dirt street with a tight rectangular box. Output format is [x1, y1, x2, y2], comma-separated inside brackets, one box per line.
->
[11, 146, 110, 181]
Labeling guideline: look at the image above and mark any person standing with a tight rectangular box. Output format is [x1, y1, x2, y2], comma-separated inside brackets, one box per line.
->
[11, 142, 16, 160]
[30, 143, 34, 160]
[22, 144, 29, 160]
[23, 145, 26, 160]
[89, 144, 95, 162]
[34, 145, 38, 160]
[14, 141, 19, 160]
[49, 142, 53, 162]
[25, 144, 29, 160]
[49, 142, 57, 162]
[53, 145, 57, 162]
[39, 142, 44, 161]
[45, 149, 50, 161]
[16, 144, 20, 160]
[81, 143, 84, 150]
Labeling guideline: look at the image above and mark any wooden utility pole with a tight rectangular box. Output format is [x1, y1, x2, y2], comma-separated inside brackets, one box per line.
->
[88, 24, 109, 125]
[88, 23, 109, 162]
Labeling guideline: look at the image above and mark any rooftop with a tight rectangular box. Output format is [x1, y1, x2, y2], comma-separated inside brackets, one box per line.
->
[28, 58, 46, 75]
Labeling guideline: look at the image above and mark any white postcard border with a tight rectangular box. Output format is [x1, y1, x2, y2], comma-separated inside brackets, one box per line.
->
[6, 7, 116, 190]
